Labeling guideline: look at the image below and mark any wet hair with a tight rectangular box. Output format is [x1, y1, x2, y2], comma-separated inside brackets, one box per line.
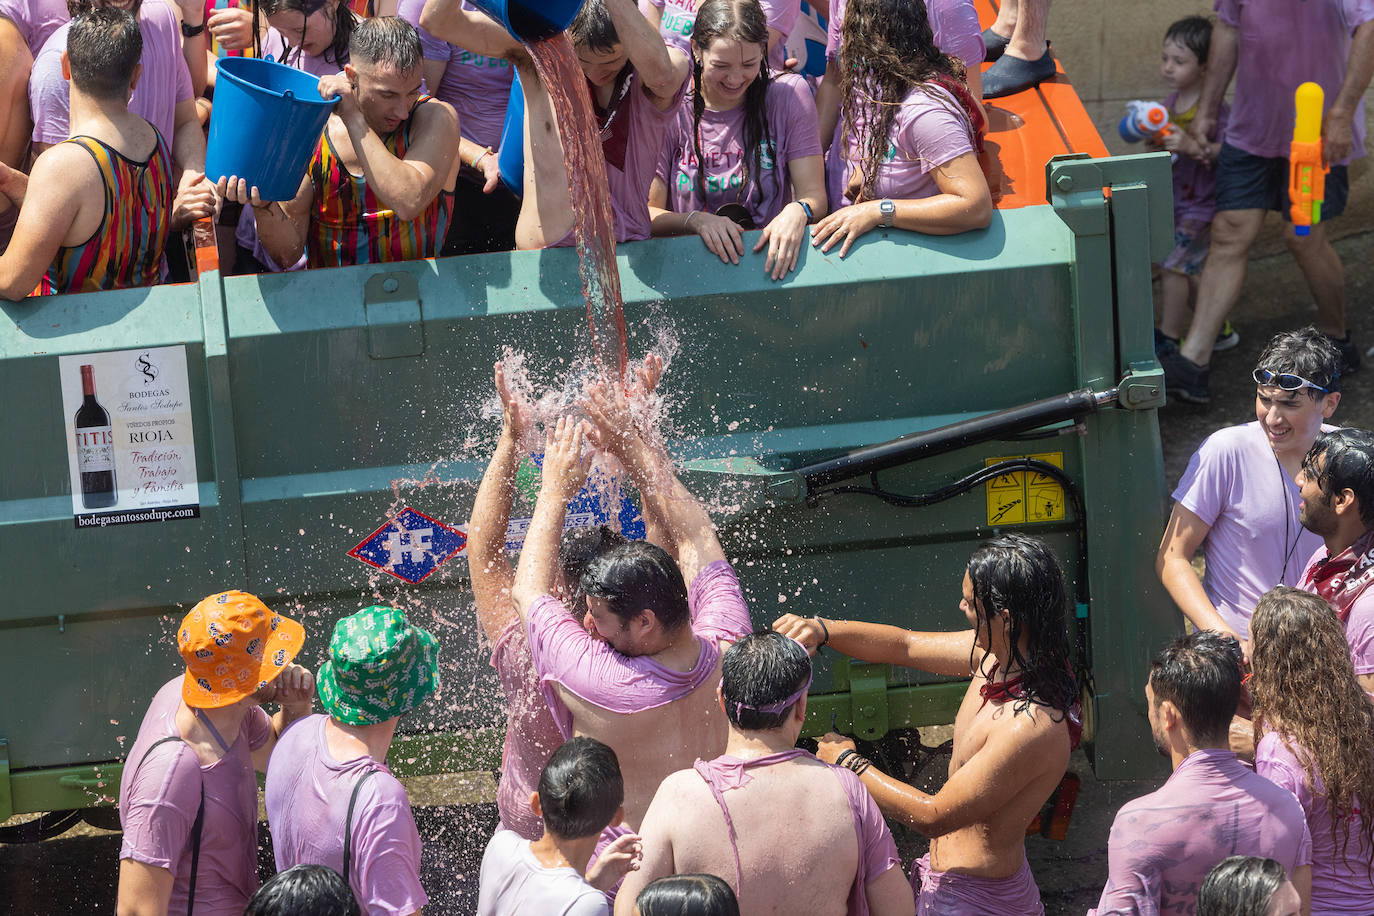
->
[721, 631, 811, 730]
[244, 865, 361, 916]
[965, 534, 1078, 718]
[570, 0, 619, 53]
[350, 15, 422, 73]
[636, 874, 741, 916]
[258, 0, 354, 67]
[838, 0, 966, 203]
[1196, 857, 1287, 916]
[66, 7, 142, 101]
[538, 736, 624, 839]
[581, 540, 690, 631]
[558, 525, 629, 616]
[1148, 630, 1242, 745]
[1302, 429, 1374, 528]
[689, 0, 773, 213]
[66, 0, 143, 16]
[1254, 326, 1342, 397]
[1250, 587, 1374, 875]
[1164, 15, 1212, 65]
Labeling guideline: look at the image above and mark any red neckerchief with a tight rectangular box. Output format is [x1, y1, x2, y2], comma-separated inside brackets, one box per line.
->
[979, 663, 1082, 750]
[930, 72, 986, 153]
[590, 64, 635, 174]
[1302, 529, 1374, 623]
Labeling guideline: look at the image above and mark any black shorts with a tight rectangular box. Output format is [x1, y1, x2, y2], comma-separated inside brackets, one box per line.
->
[1215, 142, 1348, 221]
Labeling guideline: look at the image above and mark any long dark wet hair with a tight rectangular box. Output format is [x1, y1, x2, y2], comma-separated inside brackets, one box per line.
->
[257, 0, 355, 67]
[838, 0, 966, 202]
[966, 534, 1078, 719]
[689, 0, 773, 210]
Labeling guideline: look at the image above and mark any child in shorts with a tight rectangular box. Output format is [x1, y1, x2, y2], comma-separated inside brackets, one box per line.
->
[1152, 16, 1232, 355]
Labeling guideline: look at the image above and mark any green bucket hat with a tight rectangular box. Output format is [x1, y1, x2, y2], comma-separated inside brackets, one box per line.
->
[317, 606, 440, 726]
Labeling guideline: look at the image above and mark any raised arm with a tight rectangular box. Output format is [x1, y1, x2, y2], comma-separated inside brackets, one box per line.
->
[419, 0, 526, 61]
[511, 417, 595, 619]
[468, 362, 533, 642]
[606, 0, 689, 108]
[249, 664, 315, 773]
[773, 614, 976, 677]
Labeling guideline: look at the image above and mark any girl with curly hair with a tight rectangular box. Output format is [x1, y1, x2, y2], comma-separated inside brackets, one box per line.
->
[1250, 586, 1374, 913]
[648, 0, 826, 279]
[811, 0, 990, 257]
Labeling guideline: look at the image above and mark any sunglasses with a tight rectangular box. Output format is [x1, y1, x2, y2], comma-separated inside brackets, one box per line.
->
[1252, 368, 1331, 394]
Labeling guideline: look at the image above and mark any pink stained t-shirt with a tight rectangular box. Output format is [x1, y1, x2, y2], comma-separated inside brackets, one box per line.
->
[601, 68, 687, 244]
[525, 560, 753, 737]
[491, 619, 566, 842]
[1213, 0, 1374, 166]
[1172, 422, 1326, 640]
[0, 0, 68, 56]
[397, 0, 512, 149]
[29, 2, 193, 147]
[1092, 748, 1313, 915]
[825, 0, 985, 68]
[264, 715, 429, 916]
[648, 0, 800, 71]
[118, 678, 272, 916]
[826, 82, 975, 209]
[656, 72, 822, 226]
[1256, 732, 1374, 914]
[1298, 543, 1374, 679]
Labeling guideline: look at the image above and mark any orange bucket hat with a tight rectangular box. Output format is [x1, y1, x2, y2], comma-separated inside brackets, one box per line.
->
[177, 590, 306, 708]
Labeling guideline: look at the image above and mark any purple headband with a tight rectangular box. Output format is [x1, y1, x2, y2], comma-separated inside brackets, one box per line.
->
[732, 669, 813, 720]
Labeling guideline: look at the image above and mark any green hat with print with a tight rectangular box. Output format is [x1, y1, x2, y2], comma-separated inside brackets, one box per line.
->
[317, 606, 440, 725]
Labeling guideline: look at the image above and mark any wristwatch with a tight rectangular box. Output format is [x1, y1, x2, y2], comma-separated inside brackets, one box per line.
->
[878, 198, 896, 228]
[181, 20, 205, 37]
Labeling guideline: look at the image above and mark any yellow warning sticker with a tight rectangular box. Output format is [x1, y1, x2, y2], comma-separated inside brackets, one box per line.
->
[985, 452, 1066, 526]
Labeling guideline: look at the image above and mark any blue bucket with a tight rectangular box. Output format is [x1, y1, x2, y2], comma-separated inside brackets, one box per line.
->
[468, 0, 585, 43]
[497, 69, 524, 196]
[205, 57, 339, 201]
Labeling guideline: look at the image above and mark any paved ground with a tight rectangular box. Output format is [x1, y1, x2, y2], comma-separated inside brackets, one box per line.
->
[4, 230, 1373, 914]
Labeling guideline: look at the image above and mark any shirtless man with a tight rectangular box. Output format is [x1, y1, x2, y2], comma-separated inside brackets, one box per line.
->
[775, 533, 1080, 913]
[615, 631, 914, 916]
[509, 384, 752, 872]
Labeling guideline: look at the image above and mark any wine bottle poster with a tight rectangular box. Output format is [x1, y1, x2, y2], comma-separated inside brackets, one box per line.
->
[58, 346, 201, 528]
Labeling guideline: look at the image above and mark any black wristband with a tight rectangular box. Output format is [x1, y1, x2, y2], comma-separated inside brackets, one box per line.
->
[815, 616, 830, 647]
[835, 748, 857, 769]
[181, 20, 205, 37]
[851, 756, 872, 776]
[794, 198, 814, 222]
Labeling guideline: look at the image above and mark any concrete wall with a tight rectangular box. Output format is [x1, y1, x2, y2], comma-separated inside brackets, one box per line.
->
[1046, 0, 1374, 253]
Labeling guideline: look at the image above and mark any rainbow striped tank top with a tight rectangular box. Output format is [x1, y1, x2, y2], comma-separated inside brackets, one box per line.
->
[37, 133, 173, 297]
[306, 98, 454, 268]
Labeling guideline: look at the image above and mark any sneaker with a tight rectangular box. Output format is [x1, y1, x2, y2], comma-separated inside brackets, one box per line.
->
[1213, 321, 1240, 352]
[982, 27, 1010, 63]
[1327, 333, 1361, 374]
[1155, 328, 1180, 356]
[1157, 343, 1211, 405]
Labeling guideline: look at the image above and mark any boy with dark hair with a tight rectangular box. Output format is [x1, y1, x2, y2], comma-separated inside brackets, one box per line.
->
[245, 865, 362, 916]
[1157, 327, 1341, 652]
[477, 737, 640, 916]
[1093, 631, 1313, 913]
[617, 632, 913, 915]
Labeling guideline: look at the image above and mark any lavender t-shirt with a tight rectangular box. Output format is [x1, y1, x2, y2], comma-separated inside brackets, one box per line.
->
[825, 0, 985, 68]
[648, 0, 800, 71]
[826, 83, 975, 209]
[1214, 0, 1374, 165]
[30, 2, 193, 146]
[265, 715, 428, 916]
[609, 70, 688, 244]
[1257, 732, 1374, 913]
[1093, 749, 1313, 915]
[491, 619, 566, 841]
[1172, 422, 1324, 640]
[476, 828, 610, 916]
[0, 0, 67, 55]
[1165, 92, 1230, 225]
[525, 560, 753, 737]
[118, 678, 271, 916]
[397, 0, 512, 149]
[1298, 544, 1374, 678]
[656, 73, 822, 226]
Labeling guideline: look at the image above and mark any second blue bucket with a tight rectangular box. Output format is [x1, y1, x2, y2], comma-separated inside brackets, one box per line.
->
[205, 57, 339, 201]
[467, 0, 584, 42]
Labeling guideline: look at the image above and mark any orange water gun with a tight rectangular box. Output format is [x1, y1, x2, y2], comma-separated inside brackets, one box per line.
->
[1289, 82, 1327, 237]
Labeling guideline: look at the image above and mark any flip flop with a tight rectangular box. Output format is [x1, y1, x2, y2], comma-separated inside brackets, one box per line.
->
[981, 27, 1010, 62]
[982, 46, 1056, 98]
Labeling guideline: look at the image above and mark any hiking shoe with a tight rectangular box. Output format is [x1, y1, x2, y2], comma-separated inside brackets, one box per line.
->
[982, 27, 1010, 62]
[983, 46, 1057, 98]
[1213, 321, 1240, 352]
[1327, 333, 1361, 374]
[1158, 343, 1211, 405]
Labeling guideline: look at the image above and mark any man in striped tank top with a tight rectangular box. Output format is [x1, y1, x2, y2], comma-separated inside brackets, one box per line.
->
[0, 7, 215, 299]
[221, 15, 460, 269]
